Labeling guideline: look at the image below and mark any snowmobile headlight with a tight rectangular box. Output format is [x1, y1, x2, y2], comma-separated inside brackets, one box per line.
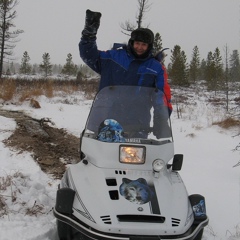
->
[119, 145, 146, 164]
[152, 159, 165, 172]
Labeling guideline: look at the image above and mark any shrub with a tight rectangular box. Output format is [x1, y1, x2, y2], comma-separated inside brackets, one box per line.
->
[213, 117, 240, 129]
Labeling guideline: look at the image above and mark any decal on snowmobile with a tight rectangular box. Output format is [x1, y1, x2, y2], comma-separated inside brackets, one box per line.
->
[148, 184, 161, 215]
[193, 200, 206, 217]
[120, 178, 152, 203]
[119, 178, 160, 214]
[68, 170, 96, 223]
[125, 138, 141, 143]
[98, 119, 125, 142]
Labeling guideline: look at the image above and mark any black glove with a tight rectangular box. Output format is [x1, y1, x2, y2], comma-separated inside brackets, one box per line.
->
[82, 9, 102, 39]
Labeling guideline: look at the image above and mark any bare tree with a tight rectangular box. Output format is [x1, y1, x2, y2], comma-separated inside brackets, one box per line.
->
[0, 0, 23, 78]
[223, 44, 230, 111]
[120, 0, 152, 36]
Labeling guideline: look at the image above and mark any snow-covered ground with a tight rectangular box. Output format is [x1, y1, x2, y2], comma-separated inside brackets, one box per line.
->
[0, 88, 239, 240]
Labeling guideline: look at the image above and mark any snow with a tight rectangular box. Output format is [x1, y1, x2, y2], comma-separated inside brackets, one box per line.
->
[0, 89, 240, 240]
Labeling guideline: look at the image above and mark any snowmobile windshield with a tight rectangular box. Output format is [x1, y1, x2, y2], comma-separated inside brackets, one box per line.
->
[84, 86, 172, 145]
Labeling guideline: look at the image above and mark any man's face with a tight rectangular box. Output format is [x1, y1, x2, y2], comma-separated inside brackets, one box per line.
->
[133, 41, 149, 56]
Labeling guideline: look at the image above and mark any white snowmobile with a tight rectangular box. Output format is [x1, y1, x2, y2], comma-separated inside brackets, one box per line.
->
[54, 85, 209, 240]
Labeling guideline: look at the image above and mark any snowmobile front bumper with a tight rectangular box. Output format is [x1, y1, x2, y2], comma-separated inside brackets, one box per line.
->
[53, 207, 209, 240]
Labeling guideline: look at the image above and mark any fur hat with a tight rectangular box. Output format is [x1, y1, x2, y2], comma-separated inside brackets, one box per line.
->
[128, 28, 154, 59]
[130, 28, 154, 45]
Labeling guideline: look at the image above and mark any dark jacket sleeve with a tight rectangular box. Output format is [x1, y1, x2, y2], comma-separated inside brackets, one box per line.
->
[79, 36, 101, 74]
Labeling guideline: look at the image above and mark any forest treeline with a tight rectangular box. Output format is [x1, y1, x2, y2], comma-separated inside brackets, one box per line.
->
[3, 45, 240, 93]
[0, 0, 239, 93]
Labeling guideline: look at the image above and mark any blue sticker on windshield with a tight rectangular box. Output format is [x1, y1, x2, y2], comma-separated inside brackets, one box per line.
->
[98, 119, 125, 142]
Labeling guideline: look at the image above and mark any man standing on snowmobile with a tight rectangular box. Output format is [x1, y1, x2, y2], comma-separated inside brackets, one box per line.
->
[79, 9, 172, 139]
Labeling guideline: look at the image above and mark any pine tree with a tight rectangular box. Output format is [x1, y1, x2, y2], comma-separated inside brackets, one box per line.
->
[152, 32, 162, 56]
[19, 51, 31, 75]
[229, 50, 240, 84]
[199, 59, 206, 80]
[168, 45, 189, 86]
[5, 67, 10, 75]
[223, 44, 230, 111]
[39, 52, 52, 77]
[61, 53, 78, 76]
[205, 51, 215, 90]
[189, 46, 200, 83]
[205, 48, 223, 92]
[0, 0, 23, 78]
[10, 61, 15, 74]
[52, 64, 62, 75]
[31, 64, 38, 75]
[213, 47, 223, 91]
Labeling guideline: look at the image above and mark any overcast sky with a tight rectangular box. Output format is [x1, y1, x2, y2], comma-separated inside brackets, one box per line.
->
[14, 0, 240, 66]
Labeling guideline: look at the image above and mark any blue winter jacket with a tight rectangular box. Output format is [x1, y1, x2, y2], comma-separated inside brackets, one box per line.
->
[79, 37, 171, 98]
